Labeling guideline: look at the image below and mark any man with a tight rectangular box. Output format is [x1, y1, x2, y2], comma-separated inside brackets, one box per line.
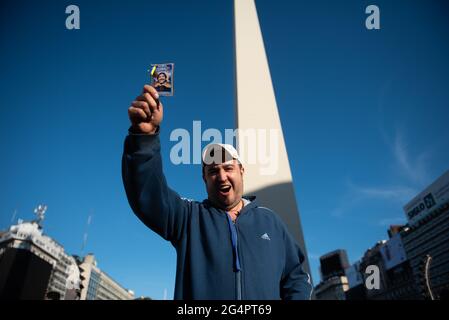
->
[122, 85, 312, 300]
[153, 72, 171, 92]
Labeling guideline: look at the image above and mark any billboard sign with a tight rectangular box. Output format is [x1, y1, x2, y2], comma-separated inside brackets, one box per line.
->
[404, 170, 449, 225]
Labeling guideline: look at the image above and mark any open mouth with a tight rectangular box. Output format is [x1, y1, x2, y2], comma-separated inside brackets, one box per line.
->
[218, 185, 232, 195]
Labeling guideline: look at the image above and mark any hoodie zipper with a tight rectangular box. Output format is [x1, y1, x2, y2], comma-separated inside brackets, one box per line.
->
[236, 269, 242, 300]
[226, 213, 242, 300]
[235, 223, 242, 300]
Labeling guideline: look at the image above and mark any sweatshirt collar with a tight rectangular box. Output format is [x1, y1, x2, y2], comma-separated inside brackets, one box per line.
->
[203, 196, 257, 213]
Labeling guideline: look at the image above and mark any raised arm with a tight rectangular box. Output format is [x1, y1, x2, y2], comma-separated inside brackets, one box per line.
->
[122, 85, 190, 243]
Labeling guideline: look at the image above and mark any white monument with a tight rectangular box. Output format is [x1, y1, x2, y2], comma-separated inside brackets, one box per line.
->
[234, 0, 312, 278]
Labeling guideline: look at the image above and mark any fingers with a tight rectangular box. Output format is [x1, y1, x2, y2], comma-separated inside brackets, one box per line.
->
[128, 106, 148, 124]
[142, 84, 159, 99]
[127, 85, 164, 129]
[141, 85, 160, 111]
[131, 100, 151, 118]
[137, 93, 159, 114]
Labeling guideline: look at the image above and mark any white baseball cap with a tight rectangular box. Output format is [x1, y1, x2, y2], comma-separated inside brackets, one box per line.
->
[202, 143, 242, 166]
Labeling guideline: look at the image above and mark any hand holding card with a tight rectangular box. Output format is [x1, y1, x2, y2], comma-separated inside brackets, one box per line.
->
[128, 85, 163, 135]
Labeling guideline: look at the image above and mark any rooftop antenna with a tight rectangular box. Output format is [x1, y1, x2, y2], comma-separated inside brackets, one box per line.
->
[81, 210, 93, 256]
[33, 204, 47, 228]
[10, 209, 18, 224]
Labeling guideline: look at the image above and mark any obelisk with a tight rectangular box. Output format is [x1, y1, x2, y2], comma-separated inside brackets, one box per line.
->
[234, 0, 312, 279]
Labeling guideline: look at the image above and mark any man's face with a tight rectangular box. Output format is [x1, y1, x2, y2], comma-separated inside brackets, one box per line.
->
[157, 73, 166, 84]
[203, 159, 244, 211]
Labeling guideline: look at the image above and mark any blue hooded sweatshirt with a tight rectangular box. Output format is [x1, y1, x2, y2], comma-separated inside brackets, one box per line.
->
[122, 133, 313, 300]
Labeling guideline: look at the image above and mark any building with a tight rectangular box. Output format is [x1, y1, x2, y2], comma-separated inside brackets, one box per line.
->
[0, 239, 53, 299]
[314, 250, 350, 300]
[0, 213, 80, 299]
[355, 237, 417, 300]
[0, 205, 134, 300]
[314, 276, 349, 300]
[400, 170, 449, 299]
[345, 260, 364, 295]
[345, 225, 429, 300]
[319, 249, 350, 281]
[345, 170, 449, 300]
[78, 254, 134, 300]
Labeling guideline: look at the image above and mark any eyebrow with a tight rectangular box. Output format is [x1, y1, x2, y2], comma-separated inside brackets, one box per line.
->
[206, 164, 235, 171]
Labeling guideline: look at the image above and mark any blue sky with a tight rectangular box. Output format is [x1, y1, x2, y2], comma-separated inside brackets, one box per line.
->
[1, 0, 448, 299]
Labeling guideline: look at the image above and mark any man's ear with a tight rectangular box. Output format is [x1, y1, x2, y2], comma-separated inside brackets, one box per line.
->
[240, 165, 245, 176]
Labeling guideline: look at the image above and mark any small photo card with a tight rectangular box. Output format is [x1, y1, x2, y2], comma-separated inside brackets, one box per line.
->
[149, 63, 174, 96]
